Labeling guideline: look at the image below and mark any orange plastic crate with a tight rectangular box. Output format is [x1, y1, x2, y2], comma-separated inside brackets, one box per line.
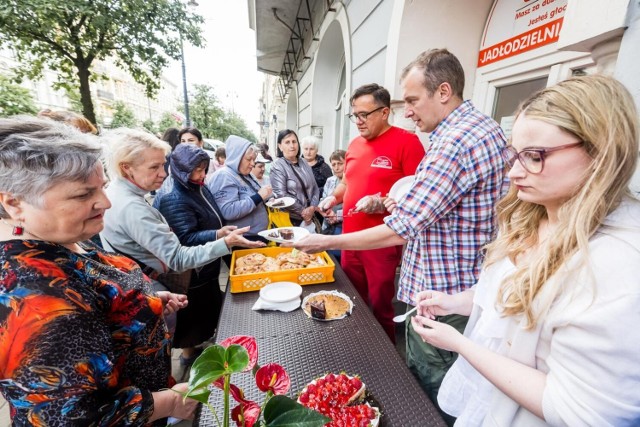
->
[229, 247, 335, 293]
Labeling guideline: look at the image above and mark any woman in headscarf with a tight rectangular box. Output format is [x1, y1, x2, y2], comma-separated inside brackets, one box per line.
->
[207, 135, 273, 236]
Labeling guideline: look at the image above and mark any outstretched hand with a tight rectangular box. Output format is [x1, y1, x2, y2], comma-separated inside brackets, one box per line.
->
[223, 226, 266, 249]
[280, 233, 332, 254]
[217, 225, 237, 238]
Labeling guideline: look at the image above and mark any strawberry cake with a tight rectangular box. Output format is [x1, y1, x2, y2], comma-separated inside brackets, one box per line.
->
[298, 373, 380, 427]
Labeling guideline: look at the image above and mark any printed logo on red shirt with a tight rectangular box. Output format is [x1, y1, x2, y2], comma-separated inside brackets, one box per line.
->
[370, 156, 392, 169]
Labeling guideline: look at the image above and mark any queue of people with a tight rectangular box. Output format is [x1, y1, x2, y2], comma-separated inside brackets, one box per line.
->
[1, 46, 640, 427]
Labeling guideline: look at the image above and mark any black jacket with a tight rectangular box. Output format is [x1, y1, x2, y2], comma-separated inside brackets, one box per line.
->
[156, 144, 226, 282]
[311, 155, 334, 194]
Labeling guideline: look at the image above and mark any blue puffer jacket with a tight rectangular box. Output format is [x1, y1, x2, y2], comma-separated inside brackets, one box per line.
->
[156, 143, 226, 254]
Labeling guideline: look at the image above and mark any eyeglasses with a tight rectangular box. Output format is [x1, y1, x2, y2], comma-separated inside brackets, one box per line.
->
[501, 141, 584, 174]
[347, 106, 385, 123]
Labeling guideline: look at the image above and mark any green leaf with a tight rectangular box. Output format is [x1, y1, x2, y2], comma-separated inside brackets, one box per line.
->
[225, 344, 249, 373]
[179, 386, 211, 405]
[186, 345, 226, 396]
[263, 395, 331, 427]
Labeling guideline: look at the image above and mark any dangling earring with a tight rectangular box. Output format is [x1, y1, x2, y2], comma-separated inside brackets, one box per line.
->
[13, 223, 24, 236]
[1, 218, 24, 236]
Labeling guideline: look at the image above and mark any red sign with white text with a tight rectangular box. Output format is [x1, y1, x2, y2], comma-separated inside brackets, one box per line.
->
[478, 0, 567, 67]
[478, 17, 564, 67]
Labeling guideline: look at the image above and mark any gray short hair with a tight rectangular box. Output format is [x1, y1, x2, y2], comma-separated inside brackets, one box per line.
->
[102, 128, 171, 179]
[0, 116, 103, 218]
[300, 135, 320, 150]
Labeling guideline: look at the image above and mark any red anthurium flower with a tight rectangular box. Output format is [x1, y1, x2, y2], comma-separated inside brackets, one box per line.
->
[231, 400, 261, 427]
[255, 363, 290, 395]
[212, 378, 249, 404]
[220, 335, 258, 372]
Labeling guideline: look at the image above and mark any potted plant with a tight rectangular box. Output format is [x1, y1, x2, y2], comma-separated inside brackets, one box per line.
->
[182, 335, 330, 427]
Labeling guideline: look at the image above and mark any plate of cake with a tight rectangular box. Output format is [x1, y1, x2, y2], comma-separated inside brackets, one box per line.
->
[258, 227, 310, 243]
[266, 196, 295, 208]
[297, 373, 380, 426]
[302, 290, 353, 321]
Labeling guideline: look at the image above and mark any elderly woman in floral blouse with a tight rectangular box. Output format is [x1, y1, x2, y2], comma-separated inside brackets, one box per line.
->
[0, 116, 195, 424]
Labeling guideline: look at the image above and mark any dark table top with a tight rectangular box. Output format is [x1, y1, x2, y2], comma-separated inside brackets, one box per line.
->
[196, 261, 446, 427]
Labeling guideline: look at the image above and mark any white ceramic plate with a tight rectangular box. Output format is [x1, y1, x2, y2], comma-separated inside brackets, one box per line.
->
[388, 175, 415, 201]
[260, 282, 303, 303]
[258, 227, 310, 244]
[266, 197, 295, 208]
[301, 290, 353, 321]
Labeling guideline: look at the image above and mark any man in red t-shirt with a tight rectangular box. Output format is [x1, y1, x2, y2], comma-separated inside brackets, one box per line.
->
[320, 84, 425, 341]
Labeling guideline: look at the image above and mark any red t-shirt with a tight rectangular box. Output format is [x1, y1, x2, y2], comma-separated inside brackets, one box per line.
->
[343, 126, 425, 232]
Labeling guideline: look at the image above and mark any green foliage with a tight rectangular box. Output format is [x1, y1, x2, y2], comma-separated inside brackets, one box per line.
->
[158, 111, 181, 133]
[109, 101, 136, 128]
[221, 110, 257, 143]
[263, 396, 331, 427]
[0, 75, 39, 117]
[141, 118, 156, 133]
[64, 87, 84, 113]
[188, 84, 257, 142]
[0, 0, 205, 124]
[189, 84, 225, 136]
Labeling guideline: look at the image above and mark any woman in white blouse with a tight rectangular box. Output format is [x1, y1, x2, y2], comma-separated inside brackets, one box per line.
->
[413, 75, 640, 426]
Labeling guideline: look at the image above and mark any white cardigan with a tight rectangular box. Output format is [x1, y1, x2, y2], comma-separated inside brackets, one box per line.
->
[441, 198, 640, 426]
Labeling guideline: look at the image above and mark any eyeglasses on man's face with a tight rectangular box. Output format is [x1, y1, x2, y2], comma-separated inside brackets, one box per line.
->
[501, 141, 584, 174]
[347, 106, 385, 123]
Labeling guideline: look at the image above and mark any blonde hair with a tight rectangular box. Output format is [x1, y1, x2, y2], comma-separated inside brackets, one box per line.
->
[102, 128, 170, 179]
[38, 109, 98, 134]
[486, 75, 639, 328]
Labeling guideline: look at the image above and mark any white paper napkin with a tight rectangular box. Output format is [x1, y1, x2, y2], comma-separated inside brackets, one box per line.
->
[252, 297, 301, 312]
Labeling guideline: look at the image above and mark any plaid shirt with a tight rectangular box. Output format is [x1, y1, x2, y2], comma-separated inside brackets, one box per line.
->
[385, 101, 508, 305]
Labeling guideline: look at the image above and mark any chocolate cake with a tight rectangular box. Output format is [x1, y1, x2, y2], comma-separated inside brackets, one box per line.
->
[279, 229, 294, 240]
[309, 300, 326, 319]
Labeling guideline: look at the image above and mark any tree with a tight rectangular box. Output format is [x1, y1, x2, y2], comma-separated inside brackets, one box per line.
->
[0, 75, 39, 117]
[109, 101, 136, 128]
[157, 111, 181, 134]
[221, 110, 257, 143]
[188, 84, 225, 137]
[0, 0, 204, 125]
[187, 84, 257, 142]
[141, 119, 156, 134]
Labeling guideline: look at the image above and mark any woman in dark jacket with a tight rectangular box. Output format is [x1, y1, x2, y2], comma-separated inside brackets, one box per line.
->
[301, 135, 333, 194]
[155, 143, 235, 378]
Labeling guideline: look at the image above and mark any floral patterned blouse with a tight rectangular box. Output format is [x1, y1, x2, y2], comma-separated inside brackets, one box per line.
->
[0, 239, 172, 426]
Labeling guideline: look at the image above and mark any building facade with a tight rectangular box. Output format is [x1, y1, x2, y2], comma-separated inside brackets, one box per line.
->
[0, 48, 181, 128]
[251, 0, 640, 189]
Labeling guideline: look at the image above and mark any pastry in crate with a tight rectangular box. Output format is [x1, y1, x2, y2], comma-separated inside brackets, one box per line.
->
[234, 250, 326, 274]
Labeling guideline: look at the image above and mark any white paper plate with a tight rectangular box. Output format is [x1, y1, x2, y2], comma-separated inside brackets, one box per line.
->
[388, 175, 415, 201]
[260, 282, 303, 303]
[266, 197, 295, 208]
[258, 227, 310, 243]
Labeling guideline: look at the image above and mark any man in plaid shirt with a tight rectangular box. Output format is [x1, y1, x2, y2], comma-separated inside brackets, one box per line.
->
[293, 49, 507, 420]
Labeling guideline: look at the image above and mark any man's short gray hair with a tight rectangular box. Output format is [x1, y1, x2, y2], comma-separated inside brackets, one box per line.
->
[102, 128, 171, 179]
[0, 116, 103, 218]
